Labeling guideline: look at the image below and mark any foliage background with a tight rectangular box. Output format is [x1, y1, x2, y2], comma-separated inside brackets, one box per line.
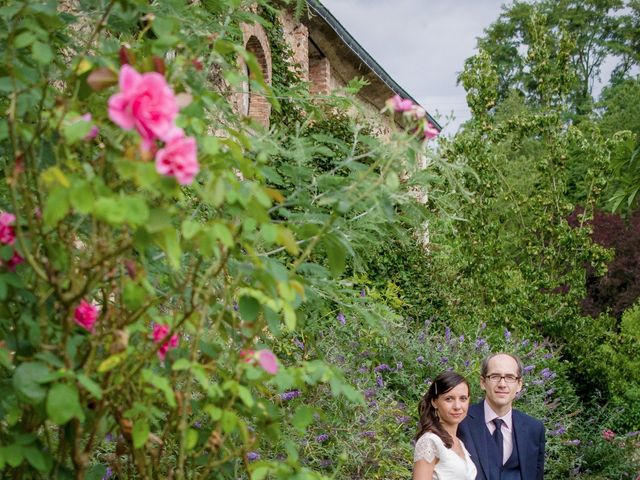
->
[0, 0, 639, 479]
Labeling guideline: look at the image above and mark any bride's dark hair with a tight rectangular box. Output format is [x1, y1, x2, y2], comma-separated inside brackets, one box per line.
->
[415, 371, 470, 448]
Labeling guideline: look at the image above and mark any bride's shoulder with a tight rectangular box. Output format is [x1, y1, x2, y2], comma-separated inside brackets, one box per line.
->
[416, 431, 445, 448]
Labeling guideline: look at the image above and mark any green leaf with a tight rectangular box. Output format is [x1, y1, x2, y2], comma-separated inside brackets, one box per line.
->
[69, 181, 95, 214]
[42, 186, 70, 226]
[323, 234, 347, 277]
[46, 382, 84, 425]
[291, 406, 315, 433]
[251, 466, 270, 480]
[160, 228, 181, 270]
[171, 358, 191, 371]
[62, 118, 92, 145]
[142, 369, 176, 408]
[97, 352, 126, 373]
[31, 41, 53, 64]
[12, 362, 50, 404]
[186, 428, 198, 450]
[181, 219, 201, 240]
[238, 295, 260, 322]
[132, 420, 149, 449]
[120, 196, 149, 226]
[221, 410, 238, 434]
[211, 223, 233, 247]
[23, 446, 49, 472]
[1, 444, 23, 468]
[77, 373, 103, 400]
[123, 280, 146, 310]
[14, 31, 36, 48]
[236, 385, 254, 408]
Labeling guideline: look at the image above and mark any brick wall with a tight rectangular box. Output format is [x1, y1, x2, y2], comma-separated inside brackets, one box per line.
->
[309, 57, 330, 95]
[239, 22, 272, 128]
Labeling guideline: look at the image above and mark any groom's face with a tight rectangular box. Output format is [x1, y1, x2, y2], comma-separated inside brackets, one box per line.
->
[480, 354, 523, 413]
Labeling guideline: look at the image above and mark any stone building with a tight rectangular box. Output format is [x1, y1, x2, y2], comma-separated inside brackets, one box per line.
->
[238, 0, 441, 131]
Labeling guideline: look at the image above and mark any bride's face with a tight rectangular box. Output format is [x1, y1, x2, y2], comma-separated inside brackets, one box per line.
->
[431, 382, 470, 427]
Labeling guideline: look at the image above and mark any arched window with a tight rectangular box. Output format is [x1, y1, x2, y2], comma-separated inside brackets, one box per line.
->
[243, 35, 271, 127]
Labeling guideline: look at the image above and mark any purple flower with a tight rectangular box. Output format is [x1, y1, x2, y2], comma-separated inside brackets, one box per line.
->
[543, 353, 553, 359]
[336, 354, 345, 363]
[440, 357, 448, 364]
[102, 467, 114, 480]
[531, 379, 544, 386]
[293, 338, 304, 350]
[337, 312, 346, 325]
[281, 390, 301, 401]
[105, 432, 114, 442]
[315, 433, 329, 443]
[545, 388, 556, 397]
[541, 368, 556, 379]
[464, 360, 470, 367]
[376, 375, 384, 388]
[424, 377, 432, 385]
[418, 332, 427, 342]
[481, 322, 487, 330]
[550, 425, 566, 436]
[395, 362, 403, 370]
[459, 335, 465, 343]
[445, 326, 451, 343]
[396, 415, 411, 424]
[364, 388, 376, 400]
[360, 289, 366, 298]
[475, 338, 486, 349]
[521, 339, 530, 347]
[361, 430, 376, 438]
[567, 439, 581, 446]
[193, 421, 202, 429]
[247, 452, 260, 461]
[374, 364, 391, 373]
[368, 400, 378, 407]
[357, 365, 367, 374]
[523, 365, 535, 374]
[416, 355, 424, 363]
[233, 302, 239, 311]
[504, 329, 511, 341]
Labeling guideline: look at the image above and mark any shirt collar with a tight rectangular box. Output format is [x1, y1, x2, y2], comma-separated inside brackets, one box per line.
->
[483, 400, 513, 431]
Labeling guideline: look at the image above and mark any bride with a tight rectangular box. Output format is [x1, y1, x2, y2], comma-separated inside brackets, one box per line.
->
[413, 371, 477, 480]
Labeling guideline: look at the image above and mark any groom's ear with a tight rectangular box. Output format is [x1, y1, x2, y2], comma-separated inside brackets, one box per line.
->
[480, 376, 487, 392]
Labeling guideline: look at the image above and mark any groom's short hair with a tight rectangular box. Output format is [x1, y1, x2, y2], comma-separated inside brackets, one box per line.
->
[481, 352, 524, 378]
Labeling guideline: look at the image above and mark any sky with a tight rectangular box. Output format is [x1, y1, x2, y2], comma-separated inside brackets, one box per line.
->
[320, 0, 508, 136]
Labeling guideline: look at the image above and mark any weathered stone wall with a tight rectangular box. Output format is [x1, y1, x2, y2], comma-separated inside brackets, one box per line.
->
[279, 10, 309, 82]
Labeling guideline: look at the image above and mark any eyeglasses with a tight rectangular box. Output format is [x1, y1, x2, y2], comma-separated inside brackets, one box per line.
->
[484, 374, 520, 384]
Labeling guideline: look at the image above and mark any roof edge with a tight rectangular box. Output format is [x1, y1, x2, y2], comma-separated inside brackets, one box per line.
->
[306, 0, 442, 131]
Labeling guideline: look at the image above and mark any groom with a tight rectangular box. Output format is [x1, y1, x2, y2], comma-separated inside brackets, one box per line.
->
[458, 353, 545, 480]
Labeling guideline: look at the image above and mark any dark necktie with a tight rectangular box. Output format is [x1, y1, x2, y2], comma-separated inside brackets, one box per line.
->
[492, 418, 504, 466]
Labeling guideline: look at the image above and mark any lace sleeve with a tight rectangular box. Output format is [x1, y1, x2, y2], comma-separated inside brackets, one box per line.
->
[414, 433, 440, 464]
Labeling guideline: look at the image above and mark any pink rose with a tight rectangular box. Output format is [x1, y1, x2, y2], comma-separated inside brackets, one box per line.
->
[0, 212, 16, 245]
[257, 349, 279, 375]
[74, 299, 99, 332]
[108, 64, 179, 147]
[80, 114, 99, 140]
[386, 95, 414, 113]
[152, 323, 179, 361]
[423, 122, 439, 140]
[155, 130, 199, 185]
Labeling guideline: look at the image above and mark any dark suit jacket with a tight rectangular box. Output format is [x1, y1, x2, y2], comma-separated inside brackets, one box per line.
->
[458, 401, 545, 480]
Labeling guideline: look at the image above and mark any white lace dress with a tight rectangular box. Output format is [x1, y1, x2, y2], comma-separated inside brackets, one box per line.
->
[413, 432, 477, 480]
